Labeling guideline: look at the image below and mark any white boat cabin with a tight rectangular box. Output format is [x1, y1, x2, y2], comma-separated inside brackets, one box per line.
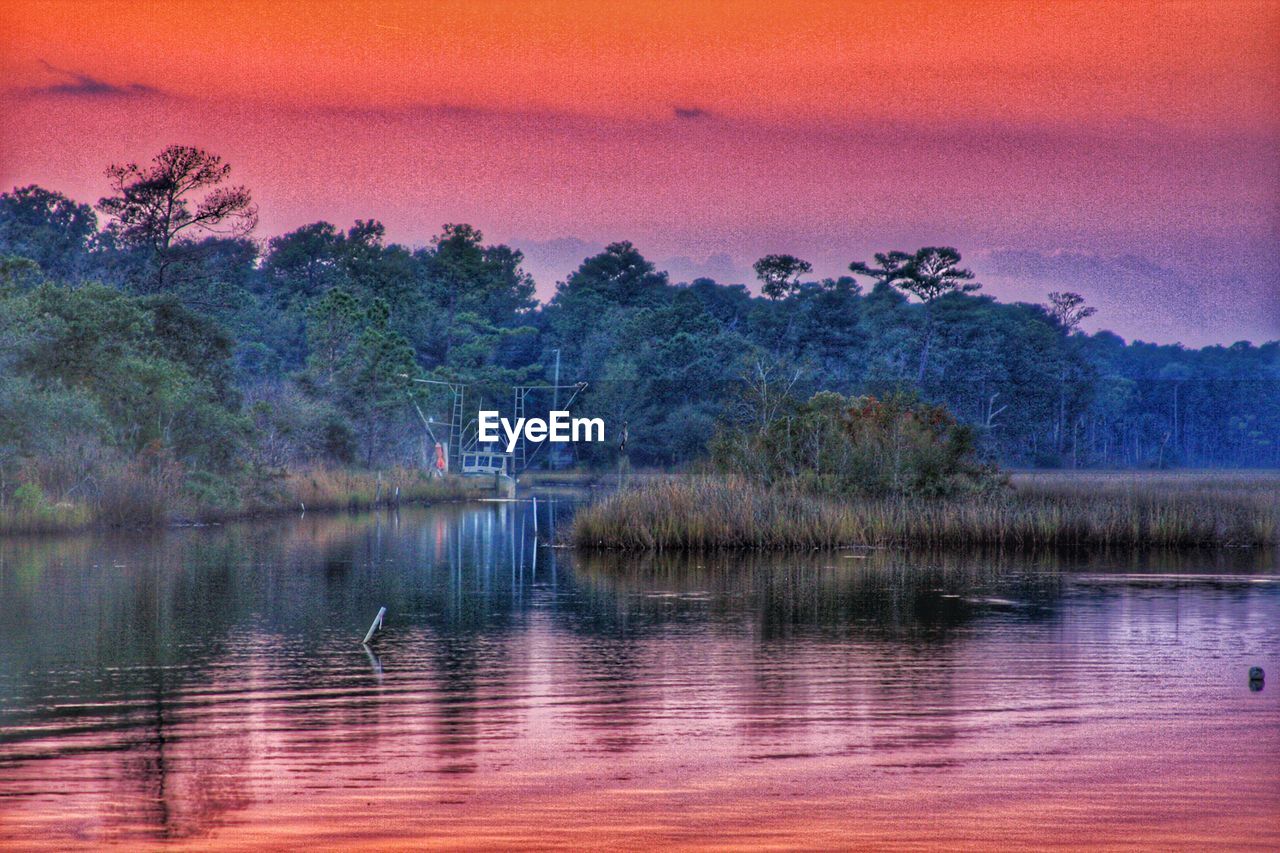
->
[460, 450, 511, 477]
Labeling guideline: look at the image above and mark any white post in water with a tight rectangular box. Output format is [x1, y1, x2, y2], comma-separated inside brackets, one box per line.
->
[532, 495, 538, 533]
[362, 606, 386, 645]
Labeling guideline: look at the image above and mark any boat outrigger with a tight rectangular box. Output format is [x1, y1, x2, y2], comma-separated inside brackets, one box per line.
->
[398, 366, 587, 496]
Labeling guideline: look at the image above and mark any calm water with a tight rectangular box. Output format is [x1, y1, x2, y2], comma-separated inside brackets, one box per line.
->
[0, 499, 1276, 850]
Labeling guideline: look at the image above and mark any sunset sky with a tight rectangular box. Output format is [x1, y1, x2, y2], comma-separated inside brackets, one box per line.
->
[1, 0, 1277, 345]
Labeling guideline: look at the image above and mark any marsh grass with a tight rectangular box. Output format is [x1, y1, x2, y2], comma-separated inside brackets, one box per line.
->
[0, 502, 94, 535]
[0, 467, 488, 534]
[258, 468, 484, 516]
[571, 472, 1280, 551]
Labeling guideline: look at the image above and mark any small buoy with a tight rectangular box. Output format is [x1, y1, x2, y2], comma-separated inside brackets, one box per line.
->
[1248, 666, 1264, 683]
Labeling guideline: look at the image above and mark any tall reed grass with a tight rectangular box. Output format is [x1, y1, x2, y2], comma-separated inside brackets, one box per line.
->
[0, 502, 94, 535]
[571, 472, 1280, 551]
[0, 467, 489, 534]
[258, 467, 484, 516]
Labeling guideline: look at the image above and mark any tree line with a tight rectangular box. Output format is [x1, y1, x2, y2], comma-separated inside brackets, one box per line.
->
[1, 145, 1276, 506]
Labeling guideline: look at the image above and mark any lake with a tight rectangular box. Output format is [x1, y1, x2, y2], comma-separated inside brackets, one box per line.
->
[0, 499, 1276, 849]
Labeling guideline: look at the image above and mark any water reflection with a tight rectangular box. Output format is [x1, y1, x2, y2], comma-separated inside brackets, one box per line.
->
[0, 501, 1276, 848]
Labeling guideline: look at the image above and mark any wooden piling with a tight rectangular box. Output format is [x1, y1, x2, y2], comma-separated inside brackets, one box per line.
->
[362, 606, 386, 645]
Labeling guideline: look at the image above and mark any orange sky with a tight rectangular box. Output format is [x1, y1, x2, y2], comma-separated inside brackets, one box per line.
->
[4, 1, 1276, 129]
[1, 0, 1278, 343]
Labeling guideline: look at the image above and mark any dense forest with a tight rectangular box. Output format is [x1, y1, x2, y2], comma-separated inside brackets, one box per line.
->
[1, 146, 1277, 510]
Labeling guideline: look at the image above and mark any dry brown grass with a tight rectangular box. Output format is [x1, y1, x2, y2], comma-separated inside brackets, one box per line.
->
[265, 467, 485, 514]
[0, 467, 490, 534]
[571, 472, 1280, 551]
[0, 502, 93, 535]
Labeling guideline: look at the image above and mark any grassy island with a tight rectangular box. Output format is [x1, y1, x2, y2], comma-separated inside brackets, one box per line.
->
[575, 391, 1279, 552]
[571, 472, 1279, 551]
[576, 468, 1280, 548]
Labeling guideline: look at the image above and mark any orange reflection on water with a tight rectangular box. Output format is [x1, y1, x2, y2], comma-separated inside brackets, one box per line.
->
[3, 612, 1277, 849]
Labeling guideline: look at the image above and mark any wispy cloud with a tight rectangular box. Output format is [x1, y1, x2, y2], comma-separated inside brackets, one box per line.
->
[29, 59, 160, 98]
[672, 106, 711, 120]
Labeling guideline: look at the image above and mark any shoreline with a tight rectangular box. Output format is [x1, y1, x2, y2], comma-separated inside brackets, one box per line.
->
[0, 469, 493, 538]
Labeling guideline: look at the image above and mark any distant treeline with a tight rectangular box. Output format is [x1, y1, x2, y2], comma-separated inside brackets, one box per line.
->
[1, 146, 1277, 509]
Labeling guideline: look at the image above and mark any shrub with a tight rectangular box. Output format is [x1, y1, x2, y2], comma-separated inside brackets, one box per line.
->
[712, 391, 1004, 498]
[183, 469, 242, 511]
[13, 481, 45, 511]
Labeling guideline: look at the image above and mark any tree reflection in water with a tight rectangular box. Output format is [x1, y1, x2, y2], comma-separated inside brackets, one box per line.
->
[0, 500, 1275, 847]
